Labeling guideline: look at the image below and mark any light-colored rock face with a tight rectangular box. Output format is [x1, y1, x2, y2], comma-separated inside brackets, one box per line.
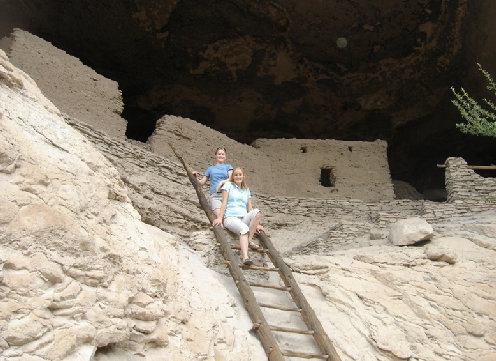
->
[0, 50, 266, 361]
[389, 217, 434, 246]
[0, 29, 127, 138]
[1, 39, 496, 361]
[289, 224, 496, 361]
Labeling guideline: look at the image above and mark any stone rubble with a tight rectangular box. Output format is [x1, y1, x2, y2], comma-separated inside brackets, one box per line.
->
[389, 217, 434, 246]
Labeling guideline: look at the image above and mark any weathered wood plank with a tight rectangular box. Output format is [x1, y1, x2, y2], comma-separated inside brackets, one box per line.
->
[258, 302, 302, 312]
[437, 164, 496, 170]
[281, 349, 329, 359]
[240, 265, 280, 272]
[259, 232, 342, 361]
[249, 282, 291, 291]
[231, 245, 267, 253]
[270, 325, 315, 335]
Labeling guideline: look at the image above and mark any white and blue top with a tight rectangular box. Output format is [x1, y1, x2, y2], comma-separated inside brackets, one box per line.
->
[205, 163, 233, 195]
[221, 181, 251, 218]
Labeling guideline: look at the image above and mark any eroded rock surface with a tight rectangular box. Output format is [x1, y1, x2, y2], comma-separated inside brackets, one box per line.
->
[0, 50, 266, 361]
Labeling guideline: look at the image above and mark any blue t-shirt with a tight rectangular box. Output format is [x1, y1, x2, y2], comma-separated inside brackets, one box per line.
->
[221, 182, 251, 218]
[205, 164, 233, 195]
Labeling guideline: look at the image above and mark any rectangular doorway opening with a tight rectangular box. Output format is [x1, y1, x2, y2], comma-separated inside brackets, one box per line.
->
[320, 167, 336, 187]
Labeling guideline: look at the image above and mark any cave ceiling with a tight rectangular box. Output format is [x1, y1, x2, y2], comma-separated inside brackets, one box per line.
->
[1, 0, 495, 191]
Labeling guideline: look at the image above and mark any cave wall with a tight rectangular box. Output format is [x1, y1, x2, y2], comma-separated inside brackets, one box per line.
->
[0, 0, 495, 191]
[0, 0, 469, 139]
[387, 0, 496, 192]
[128, 0, 469, 143]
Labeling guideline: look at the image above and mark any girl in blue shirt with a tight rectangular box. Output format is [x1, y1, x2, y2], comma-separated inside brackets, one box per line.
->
[213, 167, 264, 265]
[193, 147, 233, 218]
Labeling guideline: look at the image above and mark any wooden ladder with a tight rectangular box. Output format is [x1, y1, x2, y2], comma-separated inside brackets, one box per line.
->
[170, 144, 341, 361]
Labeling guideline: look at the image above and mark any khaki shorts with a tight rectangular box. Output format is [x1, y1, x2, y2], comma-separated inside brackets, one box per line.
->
[209, 192, 223, 210]
[223, 209, 260, 235]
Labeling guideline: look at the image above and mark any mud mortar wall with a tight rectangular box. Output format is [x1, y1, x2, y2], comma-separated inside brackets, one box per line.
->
[445, 157, 496, 203]
[252, 138, 394, 201]
[67, 117, 495, 256]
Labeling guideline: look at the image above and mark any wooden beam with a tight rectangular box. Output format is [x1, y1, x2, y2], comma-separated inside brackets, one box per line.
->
[231, 245, 267, 253]
[258, 302, 302, 312]
[270, 325, 315, 335]
[249, 282, 291, 291]
[437, 164, 496, 170]
[258, 232, 342, 361]
[281, 349, 329, 359]
[240, 265, 280, 272]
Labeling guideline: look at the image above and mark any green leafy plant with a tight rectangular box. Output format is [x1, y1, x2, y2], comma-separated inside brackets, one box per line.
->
[451, 63, 496, 137]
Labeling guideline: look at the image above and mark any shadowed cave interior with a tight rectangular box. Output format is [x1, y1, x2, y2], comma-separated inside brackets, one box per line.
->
[1, 0, 495, 197]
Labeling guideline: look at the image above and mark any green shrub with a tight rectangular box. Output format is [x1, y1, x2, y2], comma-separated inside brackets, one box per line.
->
[451, 63, 496, 137]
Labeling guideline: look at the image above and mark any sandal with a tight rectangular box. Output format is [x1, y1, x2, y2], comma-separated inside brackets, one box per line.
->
[249, 243, 260, 251]
[243, 258, 253, 266]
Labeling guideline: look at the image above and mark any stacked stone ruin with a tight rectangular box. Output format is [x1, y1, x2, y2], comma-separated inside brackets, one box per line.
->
[445, 157, 496, 203]
[67, 116, 495, 258]
[4, 28, 494, 257]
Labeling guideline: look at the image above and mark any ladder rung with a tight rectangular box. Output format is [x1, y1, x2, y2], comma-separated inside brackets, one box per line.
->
[240, 265, 279, 271]
[258, 302, 301, 312]
[231, 245, 267, 253]
[248, 282, 290, 291]
[281, 349, 329, 359]
[269, 325, 315, 335]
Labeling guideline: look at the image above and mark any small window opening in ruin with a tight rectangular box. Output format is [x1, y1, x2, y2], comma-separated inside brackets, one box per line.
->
[300, 146, 308, 153]
[348, 146, 353, 152]
[320, 167, 336, 187]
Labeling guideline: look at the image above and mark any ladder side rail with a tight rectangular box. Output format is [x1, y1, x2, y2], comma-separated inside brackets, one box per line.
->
[169, 144, 286, 361]
[258, 232, 342, 361]
[211, 226, 285, 361]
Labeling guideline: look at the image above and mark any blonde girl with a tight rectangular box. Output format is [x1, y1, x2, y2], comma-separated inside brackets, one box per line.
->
[213, 168, 264, 265]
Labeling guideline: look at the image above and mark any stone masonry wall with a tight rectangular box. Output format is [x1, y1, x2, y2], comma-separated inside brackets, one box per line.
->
[252, 138, 394, 202]
[445, 157, 496, 204]
[65, 118, 496, 258]
[1, 29, 127, 138]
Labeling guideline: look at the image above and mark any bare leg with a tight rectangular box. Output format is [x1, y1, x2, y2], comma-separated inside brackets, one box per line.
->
[248, 212, 262, 242]
[240, 233, 249, 261]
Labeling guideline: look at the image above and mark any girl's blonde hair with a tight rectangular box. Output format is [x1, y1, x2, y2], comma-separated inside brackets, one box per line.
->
[229, 167, 248, 189]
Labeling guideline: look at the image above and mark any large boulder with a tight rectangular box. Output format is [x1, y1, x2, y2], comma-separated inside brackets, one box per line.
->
[389, 217, 434, 246]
